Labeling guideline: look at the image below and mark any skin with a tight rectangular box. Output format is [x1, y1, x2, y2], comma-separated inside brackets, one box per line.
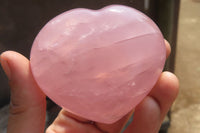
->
[0, 40, 179, 133]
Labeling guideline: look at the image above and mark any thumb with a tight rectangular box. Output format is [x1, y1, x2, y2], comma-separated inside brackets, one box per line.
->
[0, 51, 46, 133]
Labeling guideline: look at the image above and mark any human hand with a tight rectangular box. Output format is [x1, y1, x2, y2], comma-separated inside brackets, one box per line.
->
[0, 40, 179, 133]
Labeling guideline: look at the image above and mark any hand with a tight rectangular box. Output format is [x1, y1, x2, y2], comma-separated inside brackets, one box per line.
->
[0, 40, 179, 133]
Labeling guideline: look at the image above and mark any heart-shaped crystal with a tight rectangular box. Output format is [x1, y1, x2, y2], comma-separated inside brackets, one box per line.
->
[30, 5, 166, 124]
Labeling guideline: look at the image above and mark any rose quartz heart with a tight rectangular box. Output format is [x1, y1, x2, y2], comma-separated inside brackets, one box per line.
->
[30, 5, 166, 124]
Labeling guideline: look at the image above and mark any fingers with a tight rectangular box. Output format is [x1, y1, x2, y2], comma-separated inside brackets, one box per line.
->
[165, 39, 171, 59]
[124, 96, 161, 133]
[149, 72, 179, 120]
[124, 72, 179, 133]
[94, 110, 133, 133]
[46, 110, 101, 133]
[46, 109, 131, 133]
[0, 51, 46, 133]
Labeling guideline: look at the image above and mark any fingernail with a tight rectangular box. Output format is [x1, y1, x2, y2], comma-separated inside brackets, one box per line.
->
[0, 56, 11, 80]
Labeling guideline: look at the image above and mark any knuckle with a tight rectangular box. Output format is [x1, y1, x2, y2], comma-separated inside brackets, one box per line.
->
[9, 101, 27, 115]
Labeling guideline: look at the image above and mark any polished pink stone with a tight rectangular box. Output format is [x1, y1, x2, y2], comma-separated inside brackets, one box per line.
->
[30, 5, 166, 124]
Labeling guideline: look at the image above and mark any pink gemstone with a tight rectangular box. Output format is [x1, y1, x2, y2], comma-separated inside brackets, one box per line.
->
[30, 5, 166, 124]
